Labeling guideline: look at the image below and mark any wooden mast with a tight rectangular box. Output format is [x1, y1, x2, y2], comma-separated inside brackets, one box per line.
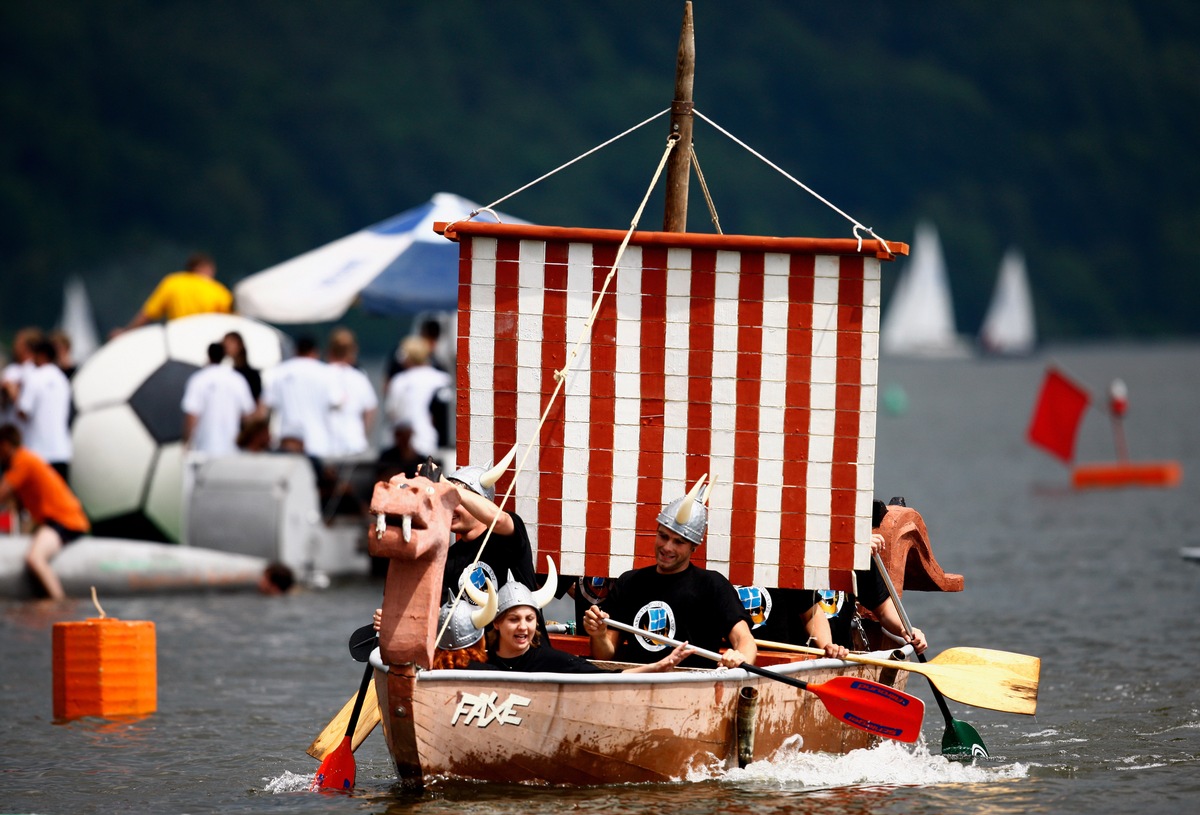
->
[662, 1, 695, 233]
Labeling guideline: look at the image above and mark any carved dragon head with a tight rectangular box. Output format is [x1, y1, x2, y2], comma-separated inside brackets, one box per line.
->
[368, 472, 462, 668]
[369, 473, 460, 561]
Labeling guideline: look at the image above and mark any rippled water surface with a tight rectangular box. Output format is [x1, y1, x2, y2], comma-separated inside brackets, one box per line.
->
[3, 342, 1198, 814]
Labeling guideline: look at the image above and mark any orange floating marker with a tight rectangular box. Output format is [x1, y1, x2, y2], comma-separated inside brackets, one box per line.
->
[52, 591, 156, 721]
[1071, 461, 1183, 489]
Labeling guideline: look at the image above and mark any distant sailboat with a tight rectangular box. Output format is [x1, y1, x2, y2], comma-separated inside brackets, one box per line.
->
[880, 221, 971, 358]
[56, 275, 100, 364]
[979, 248, 1036, 355]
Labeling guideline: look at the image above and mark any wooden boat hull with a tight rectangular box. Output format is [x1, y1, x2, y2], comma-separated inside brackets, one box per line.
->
[374, 656, 908, 786]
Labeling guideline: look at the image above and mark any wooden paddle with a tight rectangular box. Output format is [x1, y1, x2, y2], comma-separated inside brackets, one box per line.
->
[308, 623, 385, 760]
[311, 663, 374, 792]
[753, 638, 1038, 715]
[604, 618, 925, 743]
[307, 677, 382, 760]
[928, 646, 1041, 681]
[872, 548, 994, 758]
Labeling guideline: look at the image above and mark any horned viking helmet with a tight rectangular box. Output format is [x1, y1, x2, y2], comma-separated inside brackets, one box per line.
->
[495, 558, 558, 617]
[439, 579, 498, 650]
[447, 446, 517, 504]
[656, 474, 714, 545]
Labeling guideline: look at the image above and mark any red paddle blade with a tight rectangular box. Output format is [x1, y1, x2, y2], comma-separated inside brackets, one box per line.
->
[808, 676, 925, 743]
[310, 735, 356, 792]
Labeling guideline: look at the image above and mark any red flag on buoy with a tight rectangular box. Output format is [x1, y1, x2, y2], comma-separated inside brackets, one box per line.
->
[1027, 367, 1091, 463]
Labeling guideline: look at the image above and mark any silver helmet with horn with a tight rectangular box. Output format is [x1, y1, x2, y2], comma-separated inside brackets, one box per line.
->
[438, 579, 498, 650]
[656, 474, 712, 545]
[447, 446, 516, 503]
[495, 558, 558, 617]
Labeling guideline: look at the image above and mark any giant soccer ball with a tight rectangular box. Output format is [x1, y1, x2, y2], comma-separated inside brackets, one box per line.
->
[70, 314, 285, 542]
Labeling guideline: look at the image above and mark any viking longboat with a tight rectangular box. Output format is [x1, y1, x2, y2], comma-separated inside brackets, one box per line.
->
[366, 7, 963, 789]
[366, 214, 965, 786]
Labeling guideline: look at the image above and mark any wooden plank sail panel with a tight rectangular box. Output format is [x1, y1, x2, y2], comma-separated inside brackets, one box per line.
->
[447, 222, 906, 591]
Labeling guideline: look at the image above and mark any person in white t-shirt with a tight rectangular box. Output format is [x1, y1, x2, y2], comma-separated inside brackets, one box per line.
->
[182, 343, 256, 456]
[325, 327, 378, 458]
[260, 335, 340, 459]
[15, 340, 74, 479]
[2, 327, 42, 432]
[384, 336, 452, 459]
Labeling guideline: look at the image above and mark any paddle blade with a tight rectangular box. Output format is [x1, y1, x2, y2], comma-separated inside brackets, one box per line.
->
[941, 716, 990, 759]
[310, 735, 355, 792]
[808, 676, 925, 743]
[932, 647, 1041, 682]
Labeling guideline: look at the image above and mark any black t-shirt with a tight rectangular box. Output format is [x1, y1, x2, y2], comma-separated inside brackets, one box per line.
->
[602, 564, 752, 668]
[442, 512, 537, 599]
[472, 646, 613, 674]
[441, 512, 550, 640]
[738, 586, 819, 645]
[827, 564, 891, 648]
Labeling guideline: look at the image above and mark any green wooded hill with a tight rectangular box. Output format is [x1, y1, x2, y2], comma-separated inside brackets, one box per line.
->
[2, 1, 1198, 347]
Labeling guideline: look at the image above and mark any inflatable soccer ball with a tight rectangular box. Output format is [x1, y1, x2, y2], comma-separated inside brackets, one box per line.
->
[70, 314, 285, 542]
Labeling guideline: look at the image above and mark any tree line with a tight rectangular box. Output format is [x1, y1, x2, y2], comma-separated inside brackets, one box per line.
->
[3, 1, 1198, 348]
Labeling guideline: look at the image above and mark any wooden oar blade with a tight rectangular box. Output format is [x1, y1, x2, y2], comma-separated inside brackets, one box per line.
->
[310, 735, 356, 792]
[933, 668, 1039, 715]
[808, 676, 925, 743]
[307, 678, 382, 760]
[931, 647, 1041, 682]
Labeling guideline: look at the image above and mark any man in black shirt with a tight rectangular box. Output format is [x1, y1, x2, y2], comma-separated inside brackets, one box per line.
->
[441, 463, 538, 601]
[582, 476, 756, 669]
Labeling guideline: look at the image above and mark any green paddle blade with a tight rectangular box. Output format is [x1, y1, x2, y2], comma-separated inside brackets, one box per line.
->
[940, 716, 989, 759]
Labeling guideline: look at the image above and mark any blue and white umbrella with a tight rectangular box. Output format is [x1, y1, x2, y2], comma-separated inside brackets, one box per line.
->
[234, 192, 526, 323]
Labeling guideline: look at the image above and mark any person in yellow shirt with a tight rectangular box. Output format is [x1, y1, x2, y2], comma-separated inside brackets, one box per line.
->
[112, 252, 233, 336]
[0, 423, 91, 600]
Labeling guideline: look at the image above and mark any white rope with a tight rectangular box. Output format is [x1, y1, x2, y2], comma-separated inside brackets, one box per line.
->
[433, 136, 681, 649]
[693, 108, 892, 253]
[460, 108, 671, 223]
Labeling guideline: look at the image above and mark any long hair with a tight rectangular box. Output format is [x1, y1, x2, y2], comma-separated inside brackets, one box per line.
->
[431, 641, 487, 670]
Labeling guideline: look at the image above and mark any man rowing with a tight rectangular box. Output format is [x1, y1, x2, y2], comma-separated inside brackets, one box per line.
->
[582, 474, 756, 669]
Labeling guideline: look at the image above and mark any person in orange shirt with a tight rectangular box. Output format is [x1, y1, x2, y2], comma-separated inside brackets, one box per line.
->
[0, 423, 90, 600]
[111, 252, 233, 336]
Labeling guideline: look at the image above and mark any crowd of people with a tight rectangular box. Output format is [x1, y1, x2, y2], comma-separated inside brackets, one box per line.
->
[1, 253, 452, 600]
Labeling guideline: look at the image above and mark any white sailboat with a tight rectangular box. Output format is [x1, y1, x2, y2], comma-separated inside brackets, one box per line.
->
[56, 274, 100, 364]
[979, 247, 1036, 355]
[880, 221, 971, 358]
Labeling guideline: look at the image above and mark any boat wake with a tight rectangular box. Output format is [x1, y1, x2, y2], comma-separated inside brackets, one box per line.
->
[709, 738, 1027, 789]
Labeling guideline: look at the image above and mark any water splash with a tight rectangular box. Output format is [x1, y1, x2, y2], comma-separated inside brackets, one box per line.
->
[715, 740, 1027, 789]
[263, 770, 316, 793]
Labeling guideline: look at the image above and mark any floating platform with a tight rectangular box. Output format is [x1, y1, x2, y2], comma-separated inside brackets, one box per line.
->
[1071, 460, 1183, 489]
[0, 536, 268, 599]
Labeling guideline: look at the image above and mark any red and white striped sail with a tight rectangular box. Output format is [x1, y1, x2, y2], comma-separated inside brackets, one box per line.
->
[448, 222, 904, 592]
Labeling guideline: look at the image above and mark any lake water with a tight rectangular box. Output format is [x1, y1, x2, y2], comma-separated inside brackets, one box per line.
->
[2, 341, 1198, 814]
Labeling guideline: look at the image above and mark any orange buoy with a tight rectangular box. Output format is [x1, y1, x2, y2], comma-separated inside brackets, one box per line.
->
[1071, 461, 1183, 489]
[52, 614, 157, 721]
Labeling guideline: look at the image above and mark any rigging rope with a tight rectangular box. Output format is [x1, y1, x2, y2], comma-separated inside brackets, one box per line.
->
[459, 108, 671, 222]
[433, 135, 681, 649]
[693, 108, 892, 253]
